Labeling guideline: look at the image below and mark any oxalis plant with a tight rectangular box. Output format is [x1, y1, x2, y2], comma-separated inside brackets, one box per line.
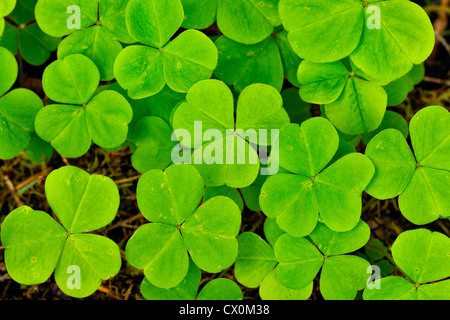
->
[1, 166, 122, 298]
[0, 0, 449, 302]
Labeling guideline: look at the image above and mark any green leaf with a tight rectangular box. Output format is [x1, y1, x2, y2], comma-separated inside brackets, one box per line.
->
[324, 76, 387, 135]
[410, 106, 450, 170]
[350, 1, 435, 81]
[391, 229, 450, 284]
[361, 111, 409, 144]
[363, 276, 417, 300]
[99, 0, 135, 43]
[365, 129, 417, 199]
[196, 279, 243, 300]
[217, 0, 280, 45]
[42, 54, 100, 105]
[275, 234, 323, 289]
[214, 36, 284, 93]
[172, 79, 234, 148]
[34, 105, 92, 158]
[297, 60, 349, 105]
[163, 29, 218, 93]
[24, 133, 54, 164]
[275, 30, 302, 87]
[125, 222, 189, 288]
[310, 220, 370, 256]
[114, 45, 165, 99]
[1, 206, 66, 285]
[235, 83, 290, 145]
[45, 166, 120, 233]
[181, 196, 241, 273]
[203, 185, 244, 212]
[260, 173, 318, 237]
[0, 0, 17, 17]
[234, 232, 277, 288]
[399, 166, 450, 224]
[136, 164, 204, 226]
[8, 0, 36, 25]
[84, 90, 133, 149]
[57, 26, 122, 81]
[54, 233, 121, 298]
[0, 22, 18, 55]
[35, 0, 99, 37]
[279, 88, 311, 124]
[180, 0, 218, 29]
[260, 269, 313, 300]
[19, 23, 61, 66]
[417, 280, 450, 300]
[0, 88, 43, 159]
[263, 217, 285, 248]
[126, 0, 183, 48]
[0, 46, 18, 97]
[276, 118, 339, 176]
[131, 116, 177, 174]
[140, 259, 201, 300]
[320, 255, 370, 300]
[191, 135, 261, 188]
[313, 153, 375, 232]
[279, 0, 364, 63]
[114, 30, 217, 99]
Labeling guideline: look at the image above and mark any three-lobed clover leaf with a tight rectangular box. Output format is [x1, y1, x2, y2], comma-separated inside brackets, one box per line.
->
[172, 79, 290, 188]
[365, 106, 450, 225]
[34, 54, 133, 158]
[0, 46, 44, 160]
[1, 166, 122, 298]
[125, 164, 242, 289]
[0, 1, 61, 66]
[297, 60, 388, 135]
[275, 220, 371, 300]
[140, 259, 243, 300]
[234, 231, 313, 300]
[35, 0, 134, 80]
[279, 0, 434, 81]
[260, 117, 375, 236]
[114, 0, 218, 99]
[364, 229, 450, 300]
[0, 0, 16, 35]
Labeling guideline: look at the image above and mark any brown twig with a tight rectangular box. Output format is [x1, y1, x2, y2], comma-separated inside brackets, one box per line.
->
[4, 175, 24, 207]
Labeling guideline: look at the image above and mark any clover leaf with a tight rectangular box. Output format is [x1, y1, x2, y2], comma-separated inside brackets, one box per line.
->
[260, 117, 375, 236]
[214, 30, 302, 92]
[364, 229, 450, 300]
[34, 54, 133, 158]
[279, 0, 434, 81]
[0, 0, 16, 35]
[365, 106, 450, 225]
[0, 46, 45, 160]
[217, 0, 281, 45]
[114, 0, 217, 99]
[172, 79, 290, 188]
[275, 220, 371, 300]
[140, 259, 243, 300]
[35, 0, 134, 80]
[180, 0, 218, 30]
[1, 166, 121, 298]
[234, 232, 313, 300]
[297, 60, 388, 135]
[126, 164, 241, 289]
[0, 4, 61, 66]
[130, 116, 177, 174]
